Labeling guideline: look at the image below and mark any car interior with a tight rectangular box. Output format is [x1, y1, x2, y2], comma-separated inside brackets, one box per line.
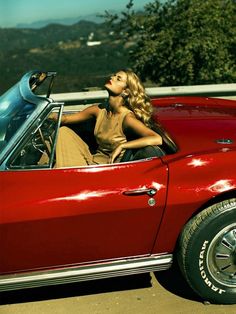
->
[7, 103, 178, 169]
[68, 106, 178, 164]
[4, 71, 178, 169]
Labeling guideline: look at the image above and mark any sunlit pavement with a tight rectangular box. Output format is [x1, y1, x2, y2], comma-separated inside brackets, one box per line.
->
[1, 266, 236, 314]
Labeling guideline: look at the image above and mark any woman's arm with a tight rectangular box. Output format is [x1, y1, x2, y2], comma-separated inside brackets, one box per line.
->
[110, 113, 162, 163]
[61, 105, 100, 124]
[50, 104, 100, 124]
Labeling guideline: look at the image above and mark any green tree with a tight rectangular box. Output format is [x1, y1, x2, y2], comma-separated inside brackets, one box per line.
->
[105, 0, 236, 86]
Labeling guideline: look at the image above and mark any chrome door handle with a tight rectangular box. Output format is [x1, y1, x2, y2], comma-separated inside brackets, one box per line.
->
[123, 188, 157, 196]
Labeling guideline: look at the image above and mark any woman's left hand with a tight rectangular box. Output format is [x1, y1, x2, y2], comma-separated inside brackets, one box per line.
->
[109, 145, 124, 163]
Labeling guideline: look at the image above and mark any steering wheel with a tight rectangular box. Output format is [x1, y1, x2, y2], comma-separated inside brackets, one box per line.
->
[32, 118, 56, 157]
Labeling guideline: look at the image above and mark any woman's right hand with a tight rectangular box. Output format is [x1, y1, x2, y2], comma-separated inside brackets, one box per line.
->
[48, 112, 59, 121]
[109, 144, 124, 163]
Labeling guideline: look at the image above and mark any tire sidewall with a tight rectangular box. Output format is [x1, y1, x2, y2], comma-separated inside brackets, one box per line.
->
[185, 207, 236, 304]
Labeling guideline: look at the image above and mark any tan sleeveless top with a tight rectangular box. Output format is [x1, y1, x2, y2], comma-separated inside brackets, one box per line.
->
[92, 108, 132, 164]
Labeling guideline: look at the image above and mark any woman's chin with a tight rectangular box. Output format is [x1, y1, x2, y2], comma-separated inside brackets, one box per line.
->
[105, 83, 111, 90]
[105, 85, 114, 95]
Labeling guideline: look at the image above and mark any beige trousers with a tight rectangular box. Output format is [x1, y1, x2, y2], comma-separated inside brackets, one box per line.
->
[55, 126, 94, 168]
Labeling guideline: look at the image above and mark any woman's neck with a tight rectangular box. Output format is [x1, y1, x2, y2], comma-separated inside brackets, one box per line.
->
[108, 95, 124, 113]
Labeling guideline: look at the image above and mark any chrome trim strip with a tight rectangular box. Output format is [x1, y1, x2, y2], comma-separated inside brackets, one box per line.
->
[216, 138, 233, 145]
[0, 254, 173, 291]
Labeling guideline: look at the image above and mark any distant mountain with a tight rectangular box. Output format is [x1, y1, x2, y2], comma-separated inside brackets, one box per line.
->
[0, 20, 107, 51]
[0, 20, 130, 95]
[16, 13, 106, 29]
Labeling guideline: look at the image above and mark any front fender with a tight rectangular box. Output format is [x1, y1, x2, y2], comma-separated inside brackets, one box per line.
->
[152, 149, 236, 253]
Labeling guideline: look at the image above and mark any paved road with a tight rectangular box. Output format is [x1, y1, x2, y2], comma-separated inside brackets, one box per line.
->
[1, 265, 235, 314]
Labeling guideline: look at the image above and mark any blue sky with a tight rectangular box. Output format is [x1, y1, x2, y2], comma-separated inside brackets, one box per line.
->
[0, 0, 153, 28]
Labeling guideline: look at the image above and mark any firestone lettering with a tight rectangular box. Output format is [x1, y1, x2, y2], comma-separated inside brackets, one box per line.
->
[199, 240, 225, 295]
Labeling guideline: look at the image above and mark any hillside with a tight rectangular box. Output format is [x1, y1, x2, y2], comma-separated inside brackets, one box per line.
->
[0, 21, 130, 94]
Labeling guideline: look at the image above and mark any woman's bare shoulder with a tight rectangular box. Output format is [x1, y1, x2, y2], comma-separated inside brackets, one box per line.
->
[123, 113, 158, 136]
[83, 104, 101, 117]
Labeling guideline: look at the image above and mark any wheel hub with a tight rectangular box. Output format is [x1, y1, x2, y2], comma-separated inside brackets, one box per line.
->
[207, 224, 236, 287]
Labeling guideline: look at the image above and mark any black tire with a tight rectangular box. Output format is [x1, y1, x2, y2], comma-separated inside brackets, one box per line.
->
[177, 198, 236, 304]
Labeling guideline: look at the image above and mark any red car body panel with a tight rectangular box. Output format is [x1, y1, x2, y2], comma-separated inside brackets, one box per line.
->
[1, 159, 168, 274]
[151, 97, 236, 252]
[153, 150, 236, 252]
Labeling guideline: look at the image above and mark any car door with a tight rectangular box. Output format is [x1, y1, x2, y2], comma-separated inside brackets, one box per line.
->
[1, 156, 168, 274]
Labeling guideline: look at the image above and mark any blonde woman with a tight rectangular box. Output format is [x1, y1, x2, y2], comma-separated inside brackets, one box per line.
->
[55, 69, 162, 167]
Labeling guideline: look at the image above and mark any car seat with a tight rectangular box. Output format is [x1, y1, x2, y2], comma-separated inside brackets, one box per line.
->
[120, 145, 165, 162]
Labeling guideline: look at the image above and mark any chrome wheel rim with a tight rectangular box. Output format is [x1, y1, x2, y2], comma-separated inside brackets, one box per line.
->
[207, 223, 236, 287]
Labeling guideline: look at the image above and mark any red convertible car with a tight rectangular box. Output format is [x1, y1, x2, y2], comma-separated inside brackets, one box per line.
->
[0, 71, 236, 304]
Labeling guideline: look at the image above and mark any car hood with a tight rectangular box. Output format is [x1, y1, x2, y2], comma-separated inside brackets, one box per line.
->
[152, 97, 236, 156]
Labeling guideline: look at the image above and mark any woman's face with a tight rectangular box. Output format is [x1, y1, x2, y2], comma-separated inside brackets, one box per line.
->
[105, 71, 127, 96]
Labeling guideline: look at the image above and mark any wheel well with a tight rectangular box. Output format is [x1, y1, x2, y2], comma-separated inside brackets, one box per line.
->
[193, 190, 236, 218]
[176, 189, 236, 246]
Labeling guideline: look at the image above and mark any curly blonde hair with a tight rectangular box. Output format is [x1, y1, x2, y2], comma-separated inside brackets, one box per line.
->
[122, 69, 153, 126]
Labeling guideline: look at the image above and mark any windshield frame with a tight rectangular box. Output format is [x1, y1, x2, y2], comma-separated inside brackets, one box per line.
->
[0, 71, 61, 166]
